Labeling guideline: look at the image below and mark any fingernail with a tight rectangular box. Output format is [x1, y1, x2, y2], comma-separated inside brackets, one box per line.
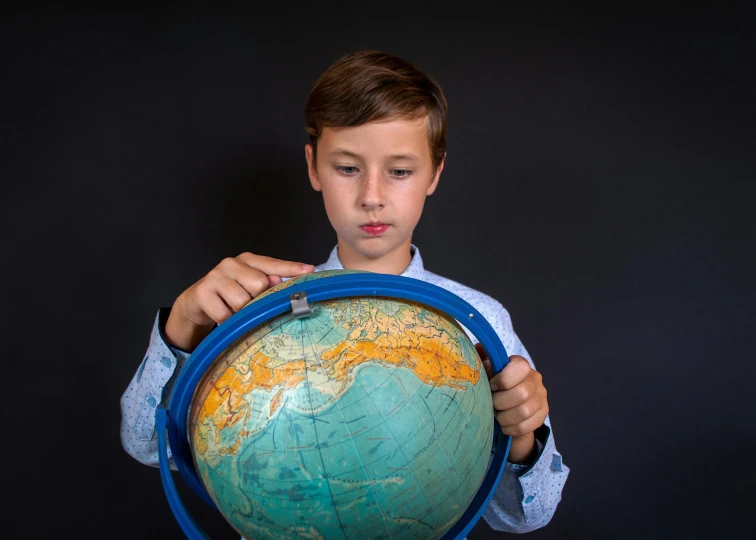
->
[301, 264, 314, 270]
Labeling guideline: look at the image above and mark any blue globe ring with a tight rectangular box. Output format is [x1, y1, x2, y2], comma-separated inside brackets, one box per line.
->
[157, 272, 512, 540]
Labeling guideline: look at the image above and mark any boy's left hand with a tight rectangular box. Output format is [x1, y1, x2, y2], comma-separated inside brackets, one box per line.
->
[475, 343, 549, 463]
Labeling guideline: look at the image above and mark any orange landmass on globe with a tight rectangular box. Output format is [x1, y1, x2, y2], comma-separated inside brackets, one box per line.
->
[319, 302, 480, 392]
[218, 437, 242, 456]
[193, 300, 481, 457]
[269, 389, 285, 415]
[193, 350, 309, 454]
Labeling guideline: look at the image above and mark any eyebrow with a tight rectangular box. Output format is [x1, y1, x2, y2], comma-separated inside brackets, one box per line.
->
[328, 148, 421, 162]
[329, 149, 362, 159]
[388, 153, 421, 162]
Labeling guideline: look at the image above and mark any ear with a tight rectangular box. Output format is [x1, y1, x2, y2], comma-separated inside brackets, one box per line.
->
[426, 153, 445, 196]
[305, 144, 322, 192]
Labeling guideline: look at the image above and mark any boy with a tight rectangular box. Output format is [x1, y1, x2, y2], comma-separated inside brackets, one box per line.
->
[121, 50, 569, 534]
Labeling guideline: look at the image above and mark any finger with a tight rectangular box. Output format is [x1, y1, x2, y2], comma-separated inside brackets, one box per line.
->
[214, 260, 272, 298]
[495, 403, 549, 438]
[482, 359, 492, 379]
[491, 377, 541, 411]
[236, 253, 315, 277]
[474, 343, 492, 378]
[195, 286, 234, 325]
[488, 355, 531, 391]
[214, 276, 254, 313]
[268, 274, 283, 287]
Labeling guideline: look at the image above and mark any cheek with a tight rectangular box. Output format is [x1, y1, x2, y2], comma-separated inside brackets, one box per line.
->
[321, 185, 351, 225]
[396, 187, 428, 221]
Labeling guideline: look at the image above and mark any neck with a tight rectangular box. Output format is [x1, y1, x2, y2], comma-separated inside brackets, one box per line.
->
[335, 236, 413, 275]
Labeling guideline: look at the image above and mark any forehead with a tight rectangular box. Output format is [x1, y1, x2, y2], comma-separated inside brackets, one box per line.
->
[319, 116, 431, 159]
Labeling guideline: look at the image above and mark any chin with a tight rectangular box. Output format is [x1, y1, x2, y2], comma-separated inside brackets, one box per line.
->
[348, 237, 394, 259]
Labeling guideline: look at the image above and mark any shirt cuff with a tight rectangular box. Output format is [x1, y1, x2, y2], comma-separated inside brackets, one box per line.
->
[158, 306, 192, 355]
[158, 306, 219, 355]
[504, 423, 549, 475]
[515, 423, 565, 522]
[128, 308, 190, 441]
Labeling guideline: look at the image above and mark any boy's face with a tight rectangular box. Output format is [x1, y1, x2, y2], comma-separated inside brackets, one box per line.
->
[305, 116, 443, 262]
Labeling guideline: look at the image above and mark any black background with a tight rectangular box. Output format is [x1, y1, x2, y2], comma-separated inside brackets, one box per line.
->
[2, 6, 754, 540]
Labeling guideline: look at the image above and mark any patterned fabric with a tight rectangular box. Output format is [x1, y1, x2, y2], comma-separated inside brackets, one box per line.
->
[120, 244, 569, 534]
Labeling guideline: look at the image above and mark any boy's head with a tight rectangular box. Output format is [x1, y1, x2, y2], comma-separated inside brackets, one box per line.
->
[304, 50, 448, 270]
[305, 50, 447, 172]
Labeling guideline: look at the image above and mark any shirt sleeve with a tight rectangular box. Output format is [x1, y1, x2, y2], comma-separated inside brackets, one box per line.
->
[480, 303, 570, 533]
[119, 307, 194, 469]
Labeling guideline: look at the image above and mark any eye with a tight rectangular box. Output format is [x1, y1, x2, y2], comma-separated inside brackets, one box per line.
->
[391, 169, 413, 179]
[335, 166, 359, 176]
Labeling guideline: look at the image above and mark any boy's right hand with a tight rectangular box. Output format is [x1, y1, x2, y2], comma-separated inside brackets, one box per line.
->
[164, 253, 315, 351]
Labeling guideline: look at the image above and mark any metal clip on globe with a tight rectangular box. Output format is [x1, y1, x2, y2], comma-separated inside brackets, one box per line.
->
[156, 273, 512, 539]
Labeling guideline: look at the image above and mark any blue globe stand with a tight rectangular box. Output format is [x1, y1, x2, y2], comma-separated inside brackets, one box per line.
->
[157, 273, 512, 539]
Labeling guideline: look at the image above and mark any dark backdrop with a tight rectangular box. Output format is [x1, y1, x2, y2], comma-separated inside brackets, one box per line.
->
[2, 6, 754, 540]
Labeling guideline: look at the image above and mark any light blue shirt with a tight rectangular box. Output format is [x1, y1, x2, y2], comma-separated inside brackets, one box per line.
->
[120, 244, 569, 535]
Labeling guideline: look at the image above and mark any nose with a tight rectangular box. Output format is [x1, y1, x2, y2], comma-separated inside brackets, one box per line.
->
[359, 170, 386, 211]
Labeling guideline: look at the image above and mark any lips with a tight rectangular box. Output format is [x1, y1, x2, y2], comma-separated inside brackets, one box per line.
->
[360, 223, 389, 236]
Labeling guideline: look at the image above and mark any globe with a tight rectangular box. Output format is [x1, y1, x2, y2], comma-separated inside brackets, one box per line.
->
[187, 270, 495, 540]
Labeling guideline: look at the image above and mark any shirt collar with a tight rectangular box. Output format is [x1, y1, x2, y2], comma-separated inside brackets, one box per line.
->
[317, 243, 426, 279]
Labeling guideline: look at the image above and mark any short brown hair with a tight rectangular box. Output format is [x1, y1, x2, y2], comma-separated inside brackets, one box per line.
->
[305, 50, 448, 172]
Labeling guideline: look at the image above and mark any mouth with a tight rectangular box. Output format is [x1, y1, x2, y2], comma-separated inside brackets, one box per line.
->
[360, 223, 390, 236]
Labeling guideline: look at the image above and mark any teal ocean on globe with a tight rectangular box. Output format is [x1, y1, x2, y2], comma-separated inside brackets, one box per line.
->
[189, 270, 494, 539]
